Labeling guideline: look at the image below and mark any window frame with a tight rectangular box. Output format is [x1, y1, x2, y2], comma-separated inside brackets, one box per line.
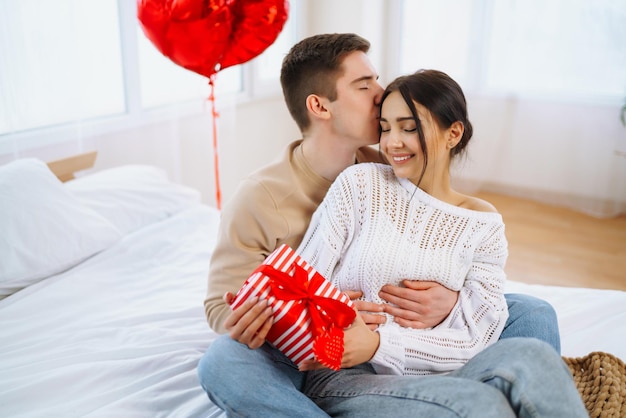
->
[0, 0, 301, 154]
[392, 0, 625, 107]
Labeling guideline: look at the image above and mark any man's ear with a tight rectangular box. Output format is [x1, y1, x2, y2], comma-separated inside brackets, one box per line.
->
[305, 94, 331, 121]
[446, 121, 464, 149]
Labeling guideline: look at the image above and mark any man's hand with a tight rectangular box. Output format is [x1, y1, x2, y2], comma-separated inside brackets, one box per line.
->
[379, 281, 458, 329]
[223, 292, 273, 349]
[344, 290, 386, 330]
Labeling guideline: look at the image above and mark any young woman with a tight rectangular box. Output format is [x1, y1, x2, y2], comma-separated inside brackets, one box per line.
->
[297, 69, 509, 375]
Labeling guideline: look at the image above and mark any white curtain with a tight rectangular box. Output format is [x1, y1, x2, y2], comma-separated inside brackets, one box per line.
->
[399, 0, 626, 218]
[0, 1, 126, 134]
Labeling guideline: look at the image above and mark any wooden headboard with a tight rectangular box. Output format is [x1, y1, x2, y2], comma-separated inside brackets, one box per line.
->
[47, 151, 98, 182]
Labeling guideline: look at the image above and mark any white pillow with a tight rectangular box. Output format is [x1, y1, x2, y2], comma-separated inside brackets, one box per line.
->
[0, 159, 123, 299]
[65, 165, 201, 235]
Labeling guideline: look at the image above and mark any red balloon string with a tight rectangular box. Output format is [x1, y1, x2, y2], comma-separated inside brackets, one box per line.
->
[137, 0, 290, 210]
[208, 73, 222, 209]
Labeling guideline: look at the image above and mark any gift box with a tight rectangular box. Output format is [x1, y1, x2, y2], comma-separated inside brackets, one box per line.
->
[230, 244, 356, 370]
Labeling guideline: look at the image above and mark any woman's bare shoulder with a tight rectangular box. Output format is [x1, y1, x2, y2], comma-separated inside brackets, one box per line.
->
[458, 194, 499, 213]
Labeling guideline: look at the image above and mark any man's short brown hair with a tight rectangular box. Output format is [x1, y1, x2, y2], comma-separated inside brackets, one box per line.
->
[280, 33, 370, 132]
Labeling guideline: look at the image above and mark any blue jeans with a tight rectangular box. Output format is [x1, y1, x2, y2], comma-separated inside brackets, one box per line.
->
[302, 338, 586, 418]
[198, 294, 571, 417]
[500, 293, 561, 353]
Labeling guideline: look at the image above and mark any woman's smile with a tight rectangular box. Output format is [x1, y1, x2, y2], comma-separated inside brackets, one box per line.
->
[390, 154, 414, 164]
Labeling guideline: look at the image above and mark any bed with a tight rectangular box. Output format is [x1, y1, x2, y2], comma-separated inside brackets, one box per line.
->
[1, 156, 624, 417]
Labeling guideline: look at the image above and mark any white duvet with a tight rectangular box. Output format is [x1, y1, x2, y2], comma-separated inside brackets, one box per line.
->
[0, 206, 224, 418]
[1, 201, 625, 417]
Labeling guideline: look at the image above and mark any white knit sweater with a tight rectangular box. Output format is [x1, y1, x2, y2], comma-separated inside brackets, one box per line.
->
[297, 163, 509, 376]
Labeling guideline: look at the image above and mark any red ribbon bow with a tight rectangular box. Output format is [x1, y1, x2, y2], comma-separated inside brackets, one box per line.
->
[255, 262, 356, 369]
[256, 263, 356, 332]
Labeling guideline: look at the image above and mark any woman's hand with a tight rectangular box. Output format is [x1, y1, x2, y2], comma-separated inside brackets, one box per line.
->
[344, 290, 386, 330]
[298, 310, 380, 371]
[340, 313, 380, 368]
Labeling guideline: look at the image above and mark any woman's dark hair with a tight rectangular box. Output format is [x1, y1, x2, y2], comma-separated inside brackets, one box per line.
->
[381, 69, 473, 185]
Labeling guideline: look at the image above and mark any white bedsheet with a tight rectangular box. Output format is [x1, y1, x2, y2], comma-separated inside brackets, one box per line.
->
[0, 206, 224, 418]
[505, 280, 626, 359]
[1, 204, 625, 418]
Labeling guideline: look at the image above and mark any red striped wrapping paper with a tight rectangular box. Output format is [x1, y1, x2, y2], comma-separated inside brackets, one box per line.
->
[230, 244, 356, 370]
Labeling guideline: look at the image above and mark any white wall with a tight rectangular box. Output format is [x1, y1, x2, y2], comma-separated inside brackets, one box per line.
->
[83, 95, 299, 208]
[455, 96, 626, 217]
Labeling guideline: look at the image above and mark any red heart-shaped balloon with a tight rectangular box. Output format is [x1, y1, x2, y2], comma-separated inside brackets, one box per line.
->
[137, 0, 289, 78]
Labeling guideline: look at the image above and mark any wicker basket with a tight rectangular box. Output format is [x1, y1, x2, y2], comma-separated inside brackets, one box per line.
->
[563, 352, 626, 418]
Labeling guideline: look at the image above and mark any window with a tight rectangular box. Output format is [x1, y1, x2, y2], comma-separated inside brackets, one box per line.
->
[398, 0, 475, 89]
[137, 28, 242, 110]
[0, 0, 126, 135]
[485, 0, 624, 101]
[0, 0, 298, 149]
[398, 0, 626, 104]
[251, 1, 299, 96]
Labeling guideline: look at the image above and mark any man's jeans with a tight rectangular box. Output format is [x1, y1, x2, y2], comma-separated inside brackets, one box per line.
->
[198, 294, 578, 417]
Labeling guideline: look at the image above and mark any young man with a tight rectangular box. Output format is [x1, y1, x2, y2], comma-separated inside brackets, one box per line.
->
[198, 34, 581, 417]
